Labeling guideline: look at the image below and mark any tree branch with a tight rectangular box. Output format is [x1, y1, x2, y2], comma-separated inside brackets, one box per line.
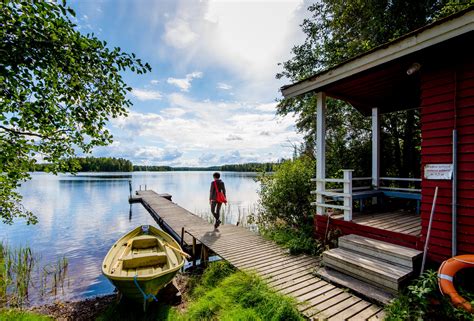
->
[0, 125, 46, 138]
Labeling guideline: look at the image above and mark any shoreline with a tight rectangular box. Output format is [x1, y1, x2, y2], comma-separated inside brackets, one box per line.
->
[29, 295, 116, 321]
[23, 273, 190, 321]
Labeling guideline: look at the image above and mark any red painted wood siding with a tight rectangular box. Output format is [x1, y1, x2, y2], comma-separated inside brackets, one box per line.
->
[420, 59, 474, 262]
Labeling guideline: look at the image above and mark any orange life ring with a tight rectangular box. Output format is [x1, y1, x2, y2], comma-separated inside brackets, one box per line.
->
[438, 254, 474, 313]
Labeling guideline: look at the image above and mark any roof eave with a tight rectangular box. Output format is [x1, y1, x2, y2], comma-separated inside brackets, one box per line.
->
[281, 9, 474, 99]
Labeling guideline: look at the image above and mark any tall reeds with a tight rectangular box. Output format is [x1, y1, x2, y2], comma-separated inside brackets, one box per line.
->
[0, 243, 35, 307]
[0, 242, 69, 308]
[41, 256, 69, 296]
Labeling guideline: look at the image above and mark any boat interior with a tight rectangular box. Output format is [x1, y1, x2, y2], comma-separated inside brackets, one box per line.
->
[109, 235, 174, 277]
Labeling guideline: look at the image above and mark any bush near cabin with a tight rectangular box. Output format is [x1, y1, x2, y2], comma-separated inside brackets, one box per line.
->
[386, 270, 474, 321]
[256, 156, 321, 255]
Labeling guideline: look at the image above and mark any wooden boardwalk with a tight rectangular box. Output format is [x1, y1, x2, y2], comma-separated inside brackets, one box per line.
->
[132, 191, 385, 320]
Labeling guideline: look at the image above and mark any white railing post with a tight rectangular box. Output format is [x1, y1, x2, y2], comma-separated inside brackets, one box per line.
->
[372, 107, 380, 189]
[316, 92, 326, 216]
[343, 170, 353, 221]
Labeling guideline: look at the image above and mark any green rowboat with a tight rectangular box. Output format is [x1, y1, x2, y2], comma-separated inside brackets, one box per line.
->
[102, 225, 186, 307]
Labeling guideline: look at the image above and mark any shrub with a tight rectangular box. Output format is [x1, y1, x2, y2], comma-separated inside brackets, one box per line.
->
[257, 156, 315, 228]
[385, 269, 474, 321]
[260, 224, 322, 256]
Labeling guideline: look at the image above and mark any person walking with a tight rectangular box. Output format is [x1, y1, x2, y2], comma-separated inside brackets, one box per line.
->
[210, 172, 226, 228]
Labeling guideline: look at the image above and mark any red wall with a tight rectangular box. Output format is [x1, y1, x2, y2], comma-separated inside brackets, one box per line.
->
[420, 58, 474, 262]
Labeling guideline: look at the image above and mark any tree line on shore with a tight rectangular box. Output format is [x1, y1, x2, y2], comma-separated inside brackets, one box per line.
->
[32, 157, 279, 173]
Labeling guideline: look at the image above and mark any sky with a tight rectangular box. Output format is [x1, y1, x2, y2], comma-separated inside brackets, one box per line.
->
[70, 0, 311, 166]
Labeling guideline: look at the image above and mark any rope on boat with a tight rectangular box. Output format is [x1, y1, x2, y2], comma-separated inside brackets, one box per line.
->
[133, 275, 158, 303]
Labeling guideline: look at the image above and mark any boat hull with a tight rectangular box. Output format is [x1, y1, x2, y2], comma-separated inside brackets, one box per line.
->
[102, 225, 185, 303]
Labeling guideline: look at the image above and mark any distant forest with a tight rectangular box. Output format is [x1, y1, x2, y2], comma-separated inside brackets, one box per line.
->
[33, 157, 279, 173]
[134, 162, 277, 172]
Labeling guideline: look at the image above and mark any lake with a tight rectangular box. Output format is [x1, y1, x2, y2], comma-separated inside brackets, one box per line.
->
[0, 171, 260, 304]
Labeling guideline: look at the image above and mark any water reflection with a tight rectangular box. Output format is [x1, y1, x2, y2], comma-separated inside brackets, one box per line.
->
[0, 171, 259, 304]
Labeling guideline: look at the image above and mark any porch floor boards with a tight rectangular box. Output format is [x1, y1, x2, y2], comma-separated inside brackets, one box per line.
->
[332, 211, 421, 236]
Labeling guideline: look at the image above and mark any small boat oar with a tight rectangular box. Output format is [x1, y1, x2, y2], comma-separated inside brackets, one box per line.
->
[164, 243, 191, 259]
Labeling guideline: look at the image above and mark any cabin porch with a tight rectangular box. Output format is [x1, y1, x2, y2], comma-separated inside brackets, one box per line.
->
[315, 210, 422, 250]
[333, 211, 421, 236]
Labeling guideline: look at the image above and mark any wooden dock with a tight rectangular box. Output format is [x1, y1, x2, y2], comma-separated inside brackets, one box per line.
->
[131, 190, 385, 320]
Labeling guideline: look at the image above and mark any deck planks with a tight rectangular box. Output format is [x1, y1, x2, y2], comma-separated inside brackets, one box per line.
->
[352, 211, 421, 236]
[134, 190, 384, 320]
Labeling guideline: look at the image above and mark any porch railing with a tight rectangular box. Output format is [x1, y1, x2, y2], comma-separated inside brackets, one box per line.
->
[379, 177, 421, 192]
[311, 170, 373, 221]
[311, 173, 421, 221]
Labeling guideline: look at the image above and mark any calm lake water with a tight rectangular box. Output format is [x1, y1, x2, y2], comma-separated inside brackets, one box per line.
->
[0, 171, 260, 305]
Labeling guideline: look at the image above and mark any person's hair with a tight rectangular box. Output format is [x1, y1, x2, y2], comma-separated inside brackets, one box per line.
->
[213, 172, 220, 179]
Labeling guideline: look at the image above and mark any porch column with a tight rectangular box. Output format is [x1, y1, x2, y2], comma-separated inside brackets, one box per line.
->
[316, 92, 326, 216]
[372, 107, 380, 189]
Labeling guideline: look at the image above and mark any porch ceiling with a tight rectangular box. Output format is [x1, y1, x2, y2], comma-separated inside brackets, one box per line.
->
[323, 57, 420, 116]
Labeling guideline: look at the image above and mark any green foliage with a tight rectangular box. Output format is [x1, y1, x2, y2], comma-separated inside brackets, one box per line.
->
[181, 262, 304, 321]
[385, 269, 474, 321]
[257, 156, 315, 228]
[276, 1, 471, 178]
[0, 309, 52, 321]
[261, 224, 322, 256]
[0, 0, 150, 224]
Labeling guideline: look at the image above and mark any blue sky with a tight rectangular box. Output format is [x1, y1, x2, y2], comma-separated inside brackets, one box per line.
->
[70, 0, 310, 166]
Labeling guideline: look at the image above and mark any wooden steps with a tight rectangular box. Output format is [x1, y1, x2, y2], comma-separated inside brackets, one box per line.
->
[338, 234, 421, 269]
[322, 234, 422, 295]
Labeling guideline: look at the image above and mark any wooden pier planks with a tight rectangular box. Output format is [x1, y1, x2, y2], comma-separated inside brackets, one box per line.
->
[133, 191, 384, 320]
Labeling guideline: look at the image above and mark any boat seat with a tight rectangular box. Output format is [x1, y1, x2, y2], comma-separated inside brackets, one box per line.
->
[131, 235, 161, 249]
[121, 252, 167, 269]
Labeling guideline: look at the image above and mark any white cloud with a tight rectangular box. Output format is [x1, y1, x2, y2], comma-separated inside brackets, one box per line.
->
[161, 107, 187, 117]
[255, 102, 277, 113]
[131, 88, 162, 101]
[226, 134, 243, 141]
[110, 94, 302, 165]
[163, 18, 198, 49]
[157, 0, 308, 99]
[167, 71, 203, 92]
[95, 141, 183, 165]
[217, 82, 232, 90]
[150, 79, 159, 85]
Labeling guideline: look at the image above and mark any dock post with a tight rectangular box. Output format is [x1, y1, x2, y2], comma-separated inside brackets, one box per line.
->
[202, 246, 209, 267]
[180, 227, 185, 249]
[192, 237, 197, 267]
[128, 180, 132, 198]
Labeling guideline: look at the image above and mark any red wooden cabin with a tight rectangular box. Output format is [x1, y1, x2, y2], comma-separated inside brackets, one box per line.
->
[281, 8, 474, 263]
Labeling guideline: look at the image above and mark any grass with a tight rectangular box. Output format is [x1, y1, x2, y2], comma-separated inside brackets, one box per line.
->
[182, 262, 304, 321]
[0, 309, 53, 320]
[385, 269, 474, 321]
[97, 261, 305, 321]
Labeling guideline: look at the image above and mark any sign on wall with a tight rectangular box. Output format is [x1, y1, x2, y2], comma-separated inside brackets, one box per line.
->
[424, 164, 453, 180]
